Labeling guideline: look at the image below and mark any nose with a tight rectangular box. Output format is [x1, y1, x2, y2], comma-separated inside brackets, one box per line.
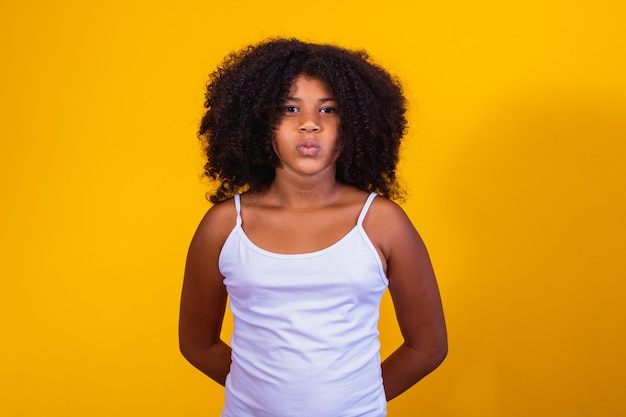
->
[298, 115, 320, 132]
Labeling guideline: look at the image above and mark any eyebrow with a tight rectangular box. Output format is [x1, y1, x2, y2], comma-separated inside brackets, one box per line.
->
[285, 97, 336, 103]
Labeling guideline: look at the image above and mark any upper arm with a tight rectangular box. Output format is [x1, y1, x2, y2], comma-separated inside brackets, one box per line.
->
[179, 201, 235, 350]
[366, 199, 447, 349]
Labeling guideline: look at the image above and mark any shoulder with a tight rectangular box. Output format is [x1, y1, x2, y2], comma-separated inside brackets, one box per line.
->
[365, 195, 422, 259]
[368, 195, 413, 229]
[190, 198, 238, 253]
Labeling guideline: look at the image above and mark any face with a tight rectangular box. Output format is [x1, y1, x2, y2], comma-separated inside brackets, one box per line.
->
[273, 75, 341, 179]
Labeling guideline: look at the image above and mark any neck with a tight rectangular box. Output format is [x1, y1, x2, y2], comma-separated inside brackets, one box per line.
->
[268, 171, 342, 209]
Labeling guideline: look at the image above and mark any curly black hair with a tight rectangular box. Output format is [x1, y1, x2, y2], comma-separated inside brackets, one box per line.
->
[199, 38, 407, 204]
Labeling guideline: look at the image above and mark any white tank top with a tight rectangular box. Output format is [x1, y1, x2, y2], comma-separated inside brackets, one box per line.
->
[219, 192, 388, 417]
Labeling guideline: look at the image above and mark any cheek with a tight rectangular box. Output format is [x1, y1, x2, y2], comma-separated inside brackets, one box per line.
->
[271, 134, 286, 163]
[271, 138, 280, 157]
[332, 125, 343, 157]
[333, 142, 343, 161]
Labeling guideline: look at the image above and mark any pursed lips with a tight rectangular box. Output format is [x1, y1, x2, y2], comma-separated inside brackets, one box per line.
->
[296, 140, 321, 156]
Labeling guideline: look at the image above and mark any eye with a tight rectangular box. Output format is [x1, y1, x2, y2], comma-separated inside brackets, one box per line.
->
[320, 106, 337, 114]
[284, 105, 299, 113]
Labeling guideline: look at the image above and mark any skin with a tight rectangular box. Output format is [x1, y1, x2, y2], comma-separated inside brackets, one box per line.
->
[179, 75, 447, 401]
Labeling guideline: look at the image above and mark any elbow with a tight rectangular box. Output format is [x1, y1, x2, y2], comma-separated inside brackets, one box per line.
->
[429, 323, 448, 369]
[429, 333, 448, 373]
[178, 322, 204, 363]
[403, 337, 448, 375]
[179, 338, 194, 363]
[431, 330, 448, 367]
[434, 340, 448, 368]
[179, 340, 190, 360]
[178, 331, 201, 365]
[420, 337, 448, 373]
[179, 338, 208, 373]
[179, 335, 206, 367]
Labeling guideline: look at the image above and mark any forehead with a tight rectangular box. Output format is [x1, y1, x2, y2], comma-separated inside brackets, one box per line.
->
[287, 75, 334, 98]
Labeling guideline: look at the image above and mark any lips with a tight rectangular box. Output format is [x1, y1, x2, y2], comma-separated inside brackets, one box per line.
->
[296, 140, 321, 156]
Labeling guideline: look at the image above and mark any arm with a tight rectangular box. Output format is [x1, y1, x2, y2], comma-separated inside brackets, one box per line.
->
[178, 202, 234, 385]
[369, 199, 448, 401]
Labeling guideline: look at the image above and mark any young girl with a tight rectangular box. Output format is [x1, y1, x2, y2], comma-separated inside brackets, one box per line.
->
[179, 38, 447, 417]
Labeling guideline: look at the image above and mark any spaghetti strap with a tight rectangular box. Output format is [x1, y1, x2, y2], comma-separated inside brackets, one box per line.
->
[357, 192, 378, 226]
[234, 194, 242, 226]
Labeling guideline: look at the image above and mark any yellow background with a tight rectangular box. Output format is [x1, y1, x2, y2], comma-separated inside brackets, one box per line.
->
[1, 0, 625, 415]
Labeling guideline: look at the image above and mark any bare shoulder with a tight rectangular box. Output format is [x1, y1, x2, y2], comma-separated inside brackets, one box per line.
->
[369, 195, 408, 217]
[367, 196, 417, 234]
[190, 198, 237, 252]
[364, 196, 424, 260]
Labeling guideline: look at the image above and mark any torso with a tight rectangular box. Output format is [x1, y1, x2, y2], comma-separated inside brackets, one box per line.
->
[218, 187, 389, 417]
[238, 185, 388, 271]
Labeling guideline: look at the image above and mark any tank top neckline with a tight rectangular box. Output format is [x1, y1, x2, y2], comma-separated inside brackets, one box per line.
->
[232, 192, 378, 259]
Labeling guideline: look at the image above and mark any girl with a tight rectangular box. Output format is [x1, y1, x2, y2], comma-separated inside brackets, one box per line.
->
[179, 38, 447, 417]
